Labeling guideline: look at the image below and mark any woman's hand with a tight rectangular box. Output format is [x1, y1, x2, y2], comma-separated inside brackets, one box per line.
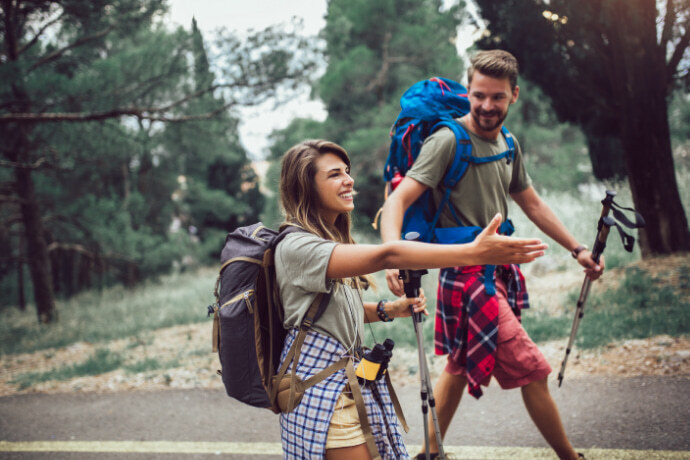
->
[387, 288, 428, 319]
[469, 214, 548, 266]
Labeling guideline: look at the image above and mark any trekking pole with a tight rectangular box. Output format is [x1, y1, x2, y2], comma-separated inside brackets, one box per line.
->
[558, 190, 645, 387]
[399, 268, 446, 460]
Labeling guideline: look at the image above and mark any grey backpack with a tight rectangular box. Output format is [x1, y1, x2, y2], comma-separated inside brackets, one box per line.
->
[209, 223, 333, 412]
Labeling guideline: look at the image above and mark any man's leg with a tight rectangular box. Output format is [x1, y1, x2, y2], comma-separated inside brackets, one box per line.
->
[521, 377, 579, 460]
[419, 369, 468, 455]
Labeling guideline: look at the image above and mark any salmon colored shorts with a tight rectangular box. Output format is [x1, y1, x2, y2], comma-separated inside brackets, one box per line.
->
[445, 279, 552, 389]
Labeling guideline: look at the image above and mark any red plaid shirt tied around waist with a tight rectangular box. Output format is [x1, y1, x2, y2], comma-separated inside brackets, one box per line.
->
[434, 264, 529, 398]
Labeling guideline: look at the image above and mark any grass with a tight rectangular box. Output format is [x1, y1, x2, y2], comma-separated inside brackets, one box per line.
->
[524, 260, 690, 348]
[9, 349, 182, 390]
[10, 348, 124, 390]
[0, 267, 216, 356]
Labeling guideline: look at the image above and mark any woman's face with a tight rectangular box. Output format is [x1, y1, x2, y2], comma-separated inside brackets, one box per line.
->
[313, 152, 354, 224]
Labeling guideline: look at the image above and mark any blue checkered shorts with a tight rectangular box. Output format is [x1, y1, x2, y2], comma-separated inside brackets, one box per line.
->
[279, 329, 409, 459]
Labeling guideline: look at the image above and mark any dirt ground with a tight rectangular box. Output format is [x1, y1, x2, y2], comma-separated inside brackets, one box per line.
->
[1, 255, 688, 396]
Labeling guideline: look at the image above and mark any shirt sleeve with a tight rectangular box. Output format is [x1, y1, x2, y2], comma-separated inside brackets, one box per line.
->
[508, 137, 532, 194]
[405, 127, 456, 189]
[275, 232, 337, 294]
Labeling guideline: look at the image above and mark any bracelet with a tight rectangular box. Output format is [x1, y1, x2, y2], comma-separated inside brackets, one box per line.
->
[571, 244, 588, 259]
[376, 300, 393, 322]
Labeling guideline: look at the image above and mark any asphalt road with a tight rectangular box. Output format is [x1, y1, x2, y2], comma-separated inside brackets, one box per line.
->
[1, 375, 689, 459]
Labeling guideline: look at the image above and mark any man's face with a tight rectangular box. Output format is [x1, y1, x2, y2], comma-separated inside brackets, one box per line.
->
[467, 72, 519, 134]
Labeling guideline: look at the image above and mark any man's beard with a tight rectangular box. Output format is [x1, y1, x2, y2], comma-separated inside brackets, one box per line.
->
[471, 107, 508, 132]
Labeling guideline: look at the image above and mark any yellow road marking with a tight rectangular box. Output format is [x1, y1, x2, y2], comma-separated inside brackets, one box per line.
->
[0, 441, 687, 459]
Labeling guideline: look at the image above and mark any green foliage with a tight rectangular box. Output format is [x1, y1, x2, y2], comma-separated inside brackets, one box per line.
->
[314, 0, 467, 231]
[507, 81, 591, 192]
[1, 1, 316, 310]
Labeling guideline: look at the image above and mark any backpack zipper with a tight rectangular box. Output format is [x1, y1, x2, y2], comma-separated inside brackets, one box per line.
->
[221, 289, 255, 314]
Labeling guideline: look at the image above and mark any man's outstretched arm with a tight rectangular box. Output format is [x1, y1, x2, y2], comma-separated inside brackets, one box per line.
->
[511, 185, 604, 280]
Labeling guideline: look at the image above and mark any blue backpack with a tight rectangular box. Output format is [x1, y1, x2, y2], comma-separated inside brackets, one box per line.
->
[381, 77, 516, 245]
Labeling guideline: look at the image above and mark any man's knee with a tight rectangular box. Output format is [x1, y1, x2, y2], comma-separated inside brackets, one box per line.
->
[522, 376, 550, 395]
[439, 369, 468, 391]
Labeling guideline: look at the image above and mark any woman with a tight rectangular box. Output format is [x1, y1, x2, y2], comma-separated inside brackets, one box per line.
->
[275, 140, 546, 460]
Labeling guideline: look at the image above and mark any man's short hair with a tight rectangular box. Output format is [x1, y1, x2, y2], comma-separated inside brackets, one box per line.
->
[467, 49, 519, 90]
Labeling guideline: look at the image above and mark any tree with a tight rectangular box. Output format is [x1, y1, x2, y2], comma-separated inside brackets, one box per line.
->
[473, 0, 690, 256]
[261, 118, 329, 229]
[163, 19, 263, 260]
[0, 0, 317, 322]
[317, 0, 467, 228]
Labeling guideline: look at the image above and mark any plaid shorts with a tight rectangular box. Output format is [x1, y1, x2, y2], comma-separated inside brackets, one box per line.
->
[279, 329, 409, 459]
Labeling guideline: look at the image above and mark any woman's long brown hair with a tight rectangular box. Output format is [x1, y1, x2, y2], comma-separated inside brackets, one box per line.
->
[279, 139, 373, 290]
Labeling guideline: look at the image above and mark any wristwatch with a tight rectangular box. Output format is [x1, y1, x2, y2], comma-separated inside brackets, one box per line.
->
[571, 244, 588, 259]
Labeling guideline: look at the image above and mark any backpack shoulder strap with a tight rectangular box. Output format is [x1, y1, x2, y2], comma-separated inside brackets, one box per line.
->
[501, 126, 516, 164]
[271, 223, 304, 250]
[430, 119, 472, 189]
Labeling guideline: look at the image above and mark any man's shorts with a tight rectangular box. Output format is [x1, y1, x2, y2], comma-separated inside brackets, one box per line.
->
[445, 278, 552, 389]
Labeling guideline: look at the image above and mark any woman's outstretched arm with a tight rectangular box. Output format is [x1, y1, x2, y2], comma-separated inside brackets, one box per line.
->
[326, 213, 547, 280]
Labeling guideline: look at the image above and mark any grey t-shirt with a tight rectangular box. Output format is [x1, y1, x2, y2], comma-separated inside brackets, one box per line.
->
[406, 119, 532, 228]
[275, 232, 364, 350]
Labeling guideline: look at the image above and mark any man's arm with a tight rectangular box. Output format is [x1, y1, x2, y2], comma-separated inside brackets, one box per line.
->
[511, 185, 604, 279]
[380, 176, 429, 295]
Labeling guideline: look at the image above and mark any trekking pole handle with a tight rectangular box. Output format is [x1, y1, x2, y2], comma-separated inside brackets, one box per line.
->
[592, 216, 615, 263]
[590, 190, 617, 264]
[399, 269, 428, 321]
[600, 189, 617, 217]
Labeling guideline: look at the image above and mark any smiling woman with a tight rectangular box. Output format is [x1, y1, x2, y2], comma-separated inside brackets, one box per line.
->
[314, 153, 355, 222]
[273, 139, 547, 459]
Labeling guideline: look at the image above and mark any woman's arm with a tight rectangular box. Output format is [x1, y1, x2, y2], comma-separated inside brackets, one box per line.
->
[363, 290, 428, 323]
[327, 213, 547, 280]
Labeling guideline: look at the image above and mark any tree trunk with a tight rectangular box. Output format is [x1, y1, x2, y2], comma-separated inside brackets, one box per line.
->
[622, 100, 690, 256]
[13, 145, 57, 322]
[615, 0, 690, 256]
[5, 119, 57, 321]
[17, 259, 26, 311]
[4, 3, 57, 321]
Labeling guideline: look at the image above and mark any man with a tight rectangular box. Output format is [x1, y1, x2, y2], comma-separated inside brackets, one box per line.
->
[380, 50, 601, 460]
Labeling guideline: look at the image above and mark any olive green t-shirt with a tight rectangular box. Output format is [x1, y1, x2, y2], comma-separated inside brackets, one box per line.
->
[275, 232, 364, 350]
[406, 119, 532, 228]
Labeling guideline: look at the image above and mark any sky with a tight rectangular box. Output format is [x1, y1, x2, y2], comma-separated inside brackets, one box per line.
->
[165, 1, 483, 161]
[165, 0, 329, 161]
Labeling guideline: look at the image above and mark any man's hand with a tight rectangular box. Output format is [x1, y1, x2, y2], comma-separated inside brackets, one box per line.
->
[577, 250, 605, 281]
[385, 268, 405, 297]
